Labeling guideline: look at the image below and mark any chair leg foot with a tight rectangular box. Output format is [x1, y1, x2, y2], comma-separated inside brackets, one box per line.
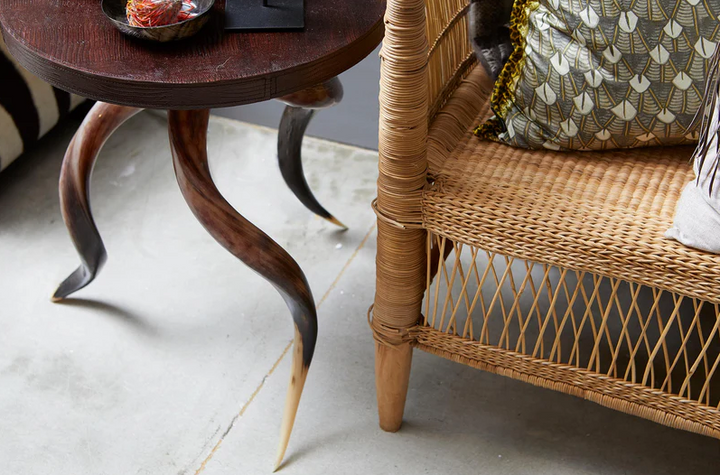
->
[375, 341, 413, 432]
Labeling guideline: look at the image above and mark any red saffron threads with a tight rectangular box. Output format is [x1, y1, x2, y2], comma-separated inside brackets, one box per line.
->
[126, 0, 198, 27]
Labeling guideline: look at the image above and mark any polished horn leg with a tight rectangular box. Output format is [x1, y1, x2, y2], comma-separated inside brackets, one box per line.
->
[52, 102, 143, 301]
[277, 77, 346, 228]
[168, 110, 318, 471]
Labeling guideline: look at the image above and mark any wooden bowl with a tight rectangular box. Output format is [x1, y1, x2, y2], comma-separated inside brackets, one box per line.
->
[101, 0, 215, 42]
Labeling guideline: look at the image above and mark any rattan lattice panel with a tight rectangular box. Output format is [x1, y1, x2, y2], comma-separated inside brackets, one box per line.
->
[419, 235, 720, 437]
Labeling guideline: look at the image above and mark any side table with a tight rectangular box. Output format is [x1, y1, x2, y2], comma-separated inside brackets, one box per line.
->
[0, 0, 384, 468]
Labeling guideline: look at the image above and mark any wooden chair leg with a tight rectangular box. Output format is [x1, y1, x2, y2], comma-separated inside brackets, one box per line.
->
[373, 234, 444, 431]
[53, 102, 142, 301]
[372, 222, 427, 432]
[168, 109, 318, 471]
[375, 341, 413, 432]
[277, 77, 346, 228]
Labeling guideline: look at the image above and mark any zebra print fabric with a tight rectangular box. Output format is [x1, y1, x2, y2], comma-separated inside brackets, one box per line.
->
[0, 35, 84, 172]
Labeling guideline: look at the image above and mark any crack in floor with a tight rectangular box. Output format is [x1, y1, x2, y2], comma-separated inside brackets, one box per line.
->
[193, 223, 376, 474]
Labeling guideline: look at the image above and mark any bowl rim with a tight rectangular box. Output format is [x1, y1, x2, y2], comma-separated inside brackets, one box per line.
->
[101, 0, 215, 30]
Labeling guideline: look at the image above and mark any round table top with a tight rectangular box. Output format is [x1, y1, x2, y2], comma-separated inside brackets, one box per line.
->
[0, 0, 385, 109]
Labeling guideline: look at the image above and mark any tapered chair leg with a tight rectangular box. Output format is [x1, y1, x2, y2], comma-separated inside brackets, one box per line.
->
[52, 102, 142, 301]
[375, 342, 413, 432]
[372, 222, 427, 432]
[168, 109, 318, 471]
[373, 234, 449, 430]
[277, 77, 346, 228]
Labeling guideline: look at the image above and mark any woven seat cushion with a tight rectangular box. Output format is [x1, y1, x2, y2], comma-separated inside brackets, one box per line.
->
[0, 35, 84, 172]
[475, 0, 720, 151]
[426, 65, 720, 304]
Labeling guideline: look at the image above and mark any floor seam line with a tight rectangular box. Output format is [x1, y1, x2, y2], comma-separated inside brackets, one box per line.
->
[193, 222, 376, 474]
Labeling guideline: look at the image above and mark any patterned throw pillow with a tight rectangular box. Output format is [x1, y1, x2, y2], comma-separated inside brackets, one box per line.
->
[475, 0, 720, 150]
[0, 35, 84, 172]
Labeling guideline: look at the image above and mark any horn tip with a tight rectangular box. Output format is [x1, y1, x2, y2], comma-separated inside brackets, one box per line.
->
[326, 215, 348, 230]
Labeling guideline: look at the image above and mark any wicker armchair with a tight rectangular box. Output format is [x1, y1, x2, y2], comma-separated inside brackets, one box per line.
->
[371, 0, 720, 440]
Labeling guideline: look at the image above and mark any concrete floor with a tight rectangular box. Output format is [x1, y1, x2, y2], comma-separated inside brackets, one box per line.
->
[0, 112, 718, 474]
